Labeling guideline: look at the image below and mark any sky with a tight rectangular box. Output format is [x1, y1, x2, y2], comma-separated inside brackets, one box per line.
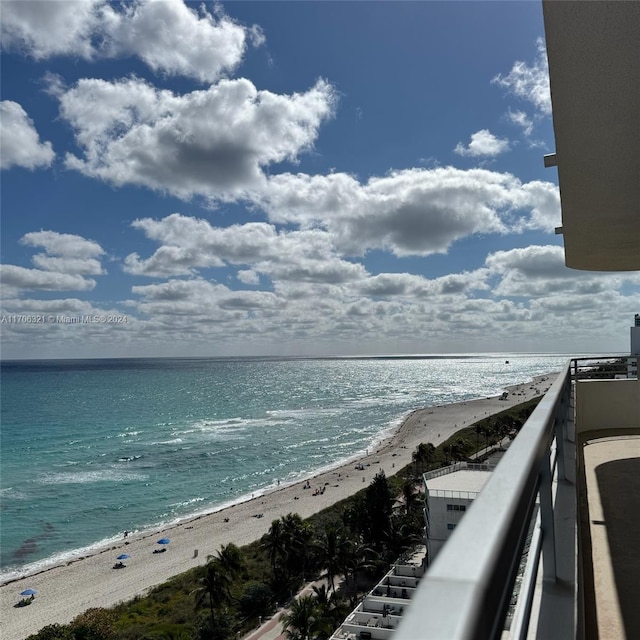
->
[1, 0, 638, 360]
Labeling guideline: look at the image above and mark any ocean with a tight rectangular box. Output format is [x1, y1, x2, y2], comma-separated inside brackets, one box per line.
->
[0, 354, 569, 581]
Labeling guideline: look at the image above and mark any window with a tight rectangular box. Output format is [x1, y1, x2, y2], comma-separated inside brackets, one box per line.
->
[446, 504, 467, 512]
[447, 523, 457, 530]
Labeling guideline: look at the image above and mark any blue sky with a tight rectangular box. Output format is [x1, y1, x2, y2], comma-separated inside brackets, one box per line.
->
[1, 0, 638, 359]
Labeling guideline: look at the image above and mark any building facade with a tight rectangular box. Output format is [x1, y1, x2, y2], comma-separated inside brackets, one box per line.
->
[423, 463, 494, 563]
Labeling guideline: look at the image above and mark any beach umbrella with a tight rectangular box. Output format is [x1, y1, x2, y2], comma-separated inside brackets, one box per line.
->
[157, 538, 170, 545]
[117, 554, 130, 560]
[20, 589, 37, 596]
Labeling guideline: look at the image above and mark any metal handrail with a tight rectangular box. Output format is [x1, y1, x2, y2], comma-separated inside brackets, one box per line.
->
[395, 361, 573, 640]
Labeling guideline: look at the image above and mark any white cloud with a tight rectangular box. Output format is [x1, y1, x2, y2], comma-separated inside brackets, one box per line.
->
[125, 213, 368, 284]
[124, 245, 219, 278]
[30, 255, 104, 276]
[260, 250, 367, 285]
[454, 129, 510, 157]
[100, 0, 248, 83]
[132, 278, 282, 317]
[248, 24, 266, 48]
[0, 231, 106, 294]
[353, 270, 488, 299]
[237, 270, 260, 285]
[492, 38, 551, 116]
[0, 0, 103, 59]
[21, 230, 104, 259]
[509, 181, 561, 233]
[0, 265, 96, 291]
[506, 109, 534, 137]
[485, 245, 628, 297]
[1, 0, 252, 83]
[124, 216, 278, 277]
[260, 167, 558, 257]
[0, 101, 55, 170]
[60, 77, 336, 198]
[21, 230, 106, 275]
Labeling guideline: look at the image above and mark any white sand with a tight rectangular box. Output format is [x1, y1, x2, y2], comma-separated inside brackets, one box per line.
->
[0, 374, 554, 640]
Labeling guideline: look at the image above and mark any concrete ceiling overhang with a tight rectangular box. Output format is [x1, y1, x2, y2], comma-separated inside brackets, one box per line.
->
[542, 0, 640, 271]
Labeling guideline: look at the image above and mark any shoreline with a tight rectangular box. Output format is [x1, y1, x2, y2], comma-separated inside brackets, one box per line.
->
[0, 411, 398, 587]
[0, 373, 555, 640]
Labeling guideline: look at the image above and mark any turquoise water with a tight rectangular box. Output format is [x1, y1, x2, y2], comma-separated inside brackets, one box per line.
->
[0, 354, 569, 580]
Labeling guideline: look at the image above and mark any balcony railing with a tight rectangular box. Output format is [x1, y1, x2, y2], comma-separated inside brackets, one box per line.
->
[395, 357, 639, 640]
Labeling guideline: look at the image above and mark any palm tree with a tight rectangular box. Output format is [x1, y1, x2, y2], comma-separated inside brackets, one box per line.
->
[365, 471, 393, 548]
[316, 526, 352, 594]
[402, 480, 420, 515]
[281, 513, 313, 585]
[280, 595, 319, 640]
[474, 423, 482, 454]
[263, 517, 287, 580]
[208, 543, 244, 600]
[311, 583, 334, 608]
[483, 423, 494, 451]
[450, 438, 467, 461]
[193, 561, 231, 631]
[215, 543, 244, 575]
[193, 543, 244, 631]
[412, 442, 436, 475]
[264, 513, 313, 594]
[341, 539, 382, 606]
[310, 584, 342, 638]
[381, 517, 425, 561]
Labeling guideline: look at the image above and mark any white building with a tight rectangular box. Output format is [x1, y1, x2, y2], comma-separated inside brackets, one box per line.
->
[629, 314, 640, 377]
[330, 547, 426, 640]
[423, 463, 494, 563]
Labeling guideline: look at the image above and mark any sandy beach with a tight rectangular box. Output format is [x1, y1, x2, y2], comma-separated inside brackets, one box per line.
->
[0, 374, 554, 640]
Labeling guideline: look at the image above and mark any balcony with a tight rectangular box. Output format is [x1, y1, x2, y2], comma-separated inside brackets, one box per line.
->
[395, 357, 640, 640]
[330, 550, 425, 640]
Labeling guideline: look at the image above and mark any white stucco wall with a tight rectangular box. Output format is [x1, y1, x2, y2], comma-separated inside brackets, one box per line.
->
[576, 378, 640, 434]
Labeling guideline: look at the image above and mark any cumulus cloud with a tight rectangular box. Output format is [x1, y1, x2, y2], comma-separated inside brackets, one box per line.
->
[485, 245, 627, 297]
[454, 129, 510, 157]
[0, 0, 103, 59]
[100, 0, 247, 83]
[21, 230, 104, 260]
[124, 216, 278, 277]
[509, 181, 561, 233]
[262, 251, 367, 285]
[132, 278, 281, 318]
[0, 265, 97, 291]
[492, 38, 551, 116]
[260, 167, 559, 257]
[1, 0, 252, 82]
[354, 271, 488, 299]
[0, 230, 105, 295]
[59, 77, 336, 198]
[0, 101, 55, 170]
[125, 213, 367, 284]
[21, 230, 105, 275]
[237, 269, 260, 285]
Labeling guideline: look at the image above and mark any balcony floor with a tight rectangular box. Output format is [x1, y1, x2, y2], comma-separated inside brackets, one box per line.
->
[582, 436, 640, 640]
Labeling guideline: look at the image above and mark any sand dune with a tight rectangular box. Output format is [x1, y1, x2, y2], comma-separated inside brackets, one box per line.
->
[0, 375, 553, 640]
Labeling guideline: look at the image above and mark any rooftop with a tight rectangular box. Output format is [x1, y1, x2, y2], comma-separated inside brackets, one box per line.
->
[426, 469, 492, 495]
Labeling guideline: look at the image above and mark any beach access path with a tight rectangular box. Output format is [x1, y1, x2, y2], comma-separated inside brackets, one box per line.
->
[0, 375, 554, 640]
